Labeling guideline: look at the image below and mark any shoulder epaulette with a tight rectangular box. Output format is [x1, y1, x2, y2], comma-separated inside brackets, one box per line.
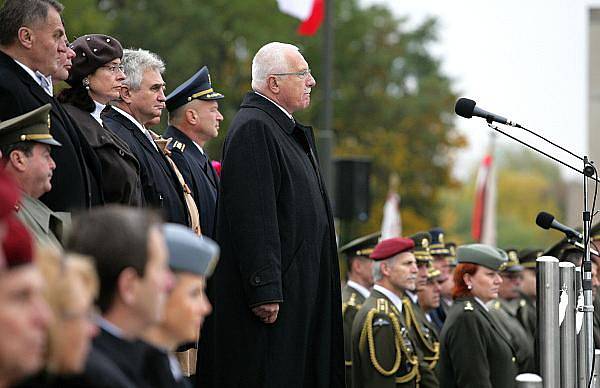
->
[493, 301, 501, 310]
[376, 298, 389, 314]
[171, 140, 186, 152]
[464, 301, 474, 311]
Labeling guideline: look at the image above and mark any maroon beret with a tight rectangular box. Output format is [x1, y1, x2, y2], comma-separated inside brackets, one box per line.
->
[67, 34, 123, 86]
[0, 169, 19, 220]
[370, 237, 415, 261]
[3, 216, 34, 269]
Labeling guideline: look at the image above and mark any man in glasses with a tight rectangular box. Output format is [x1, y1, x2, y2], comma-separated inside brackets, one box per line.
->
[203, 42, 344, 388]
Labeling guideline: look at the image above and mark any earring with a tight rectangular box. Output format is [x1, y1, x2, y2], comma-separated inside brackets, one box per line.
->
[83, 78, 90, 91]
[467, 284, 472, 290]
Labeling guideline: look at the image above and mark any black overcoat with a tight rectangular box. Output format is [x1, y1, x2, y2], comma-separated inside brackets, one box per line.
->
[164, 125, 218, 238]
[0, 50, 103, 211]
[62, 103, 143, 206]
[102, 106, 188, 225]
[438, 297, 518, 388]
[206, 92, 344, 388]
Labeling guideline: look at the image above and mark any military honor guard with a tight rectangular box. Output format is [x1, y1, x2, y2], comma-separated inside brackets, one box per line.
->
[438, 244, 518, 388]
[339, 232, 379, 387]
[0, 104, 66, 251]
[351, 237, 432, 388]
[164, 66, 224, 238]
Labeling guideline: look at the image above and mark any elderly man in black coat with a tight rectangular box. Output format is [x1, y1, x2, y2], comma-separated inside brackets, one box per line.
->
[0, 0, 103, 211]
[204, 42, 344, 388]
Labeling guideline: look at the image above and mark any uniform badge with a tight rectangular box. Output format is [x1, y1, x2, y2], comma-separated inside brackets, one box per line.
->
[373, 318, 390, 327]
[464, 301, 474, 311]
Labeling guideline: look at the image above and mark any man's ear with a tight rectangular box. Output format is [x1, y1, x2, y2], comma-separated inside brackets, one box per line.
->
[185, 108, 197, 125]
[17, 27, 34, 49]
[120, 85, 133, 104]
[117, 267, 139, 306]
[8, 150, 28, 173]
[267, 76, 280, 94]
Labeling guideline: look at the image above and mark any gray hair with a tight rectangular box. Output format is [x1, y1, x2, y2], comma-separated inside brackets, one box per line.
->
[372, 256, 396, 282]
[251, 42, 299, 91]
[0, 0, 64, 46]
[122, 48, 165, 91]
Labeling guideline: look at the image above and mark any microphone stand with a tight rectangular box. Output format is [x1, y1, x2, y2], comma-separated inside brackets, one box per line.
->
[486, 122, 597, 387]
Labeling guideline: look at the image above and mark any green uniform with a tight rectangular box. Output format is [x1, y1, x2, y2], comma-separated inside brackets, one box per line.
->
[342, 283, 368, 387]
[488, 299, 534, 373]
[15, 193, 67, 251]
[438, 297, 517, 388]
[351, 289, 421, 388]
[515, 292, 536, 339]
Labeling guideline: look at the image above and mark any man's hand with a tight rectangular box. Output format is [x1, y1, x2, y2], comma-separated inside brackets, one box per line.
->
[252, 303, 279, 324]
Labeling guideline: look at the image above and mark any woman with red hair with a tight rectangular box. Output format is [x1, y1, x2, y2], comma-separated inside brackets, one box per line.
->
[437, 244, 518, 388]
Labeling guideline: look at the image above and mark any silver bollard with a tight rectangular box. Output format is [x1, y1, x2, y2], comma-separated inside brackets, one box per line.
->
[559, 262, 577, 388]
[577, 267, 586, 388]
[516, 373, 543, 388]
[594, 349, 600, 388]
[538, 256, 560, 388]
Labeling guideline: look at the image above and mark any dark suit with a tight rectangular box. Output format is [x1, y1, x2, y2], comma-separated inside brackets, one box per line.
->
[0, 50, 103, 211]
[438, 297, 518, 388]
[102, 106, 188, 225]
[164, 125, 218, 238]
[63, 103, 143, 206]
[141, 343, 192, 388]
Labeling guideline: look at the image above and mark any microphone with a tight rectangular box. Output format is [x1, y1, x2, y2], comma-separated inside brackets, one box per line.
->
[535, 211, 583, 242]
[455, 98, 521, 127]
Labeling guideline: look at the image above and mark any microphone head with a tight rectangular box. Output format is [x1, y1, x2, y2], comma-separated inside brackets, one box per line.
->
[455, 98, 476, 119]
[535, 211, 555, 230]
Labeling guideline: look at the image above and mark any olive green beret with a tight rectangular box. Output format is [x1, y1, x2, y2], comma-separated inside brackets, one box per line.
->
[456, 243, 508, 271]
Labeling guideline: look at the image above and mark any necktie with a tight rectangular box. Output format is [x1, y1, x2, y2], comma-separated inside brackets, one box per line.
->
[35, 71, 53, 96]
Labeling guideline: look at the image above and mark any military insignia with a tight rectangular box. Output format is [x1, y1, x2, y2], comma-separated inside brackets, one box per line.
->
[422, 238, 429, 248]
[498, 262, 507, 271]
[172, 141, 186, 152]
[494, 301, 501, 310]
[520, 299, 526, 307]
[47, 115, 51, 129]
[439, 233, 445, 244]
[464, 301, 474, 311]
[509, 251, 518, 261]
[376, 298, 389, 314]
[373, 318, 390, 327]
[400, 327, 414, 354]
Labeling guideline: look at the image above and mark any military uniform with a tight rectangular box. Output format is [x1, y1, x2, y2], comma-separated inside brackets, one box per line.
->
[351, 288, 420, 388]
[15, 193, 67, 251]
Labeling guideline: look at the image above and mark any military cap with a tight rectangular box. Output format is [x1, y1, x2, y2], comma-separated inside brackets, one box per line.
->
[503, 248, 524, 272]
[446, 242, 457, 266]
[163, 223, 220, 277]
[409, 231, 433, 263]
[518, 248, 543, 269]
[68, 34, 123, 86]
[3, 216, 34, 269]
[427, 266, 441, 280]
[0, 104, 61, 147]
[166, 66, 224, 112]
[370, 237, 415, 261]
[338, 231, 381, 258]
[456, 243, 508, 271]
[429, 227, 450, 255]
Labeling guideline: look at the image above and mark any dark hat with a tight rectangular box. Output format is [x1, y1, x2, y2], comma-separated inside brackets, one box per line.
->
[0, 104, 61, 147]
[68, 34, 123, 86]
[370, 237, 415, 261]
[503, 248, 524, 272]
[338, 231, 381, 258]
[518, 248, 543, 269]
[409, 232, 433, 263]
[163, 223, 220, 277]
[456, 243, 508, 271]
[166, 66, 224, 112]
[3, 216, 34, 269]
[429, 227, 450, 256]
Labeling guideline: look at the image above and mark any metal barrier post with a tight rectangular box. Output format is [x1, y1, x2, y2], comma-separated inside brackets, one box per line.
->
[538, 256, 560, 388]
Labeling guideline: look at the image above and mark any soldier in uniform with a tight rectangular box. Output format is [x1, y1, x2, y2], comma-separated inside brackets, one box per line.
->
[339, 232, 379, 387]
[516, 248, 540, 338]
[429, 230, 455, 326]
[351, 237, 435, 388]
[418, 267, 443, 334]
[0, 104, 66, 251]
[487, 249, 534, 373]
[164, 66, 224, 238]
[438, 244, 518, 388]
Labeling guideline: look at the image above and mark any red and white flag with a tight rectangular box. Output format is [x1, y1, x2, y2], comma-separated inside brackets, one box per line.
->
[471, 137, 496, 244]
[277, 0, 325, 36]
[381, 174, 402, 239]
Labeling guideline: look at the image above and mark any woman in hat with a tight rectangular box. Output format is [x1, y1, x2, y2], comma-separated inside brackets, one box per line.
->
[437, 244, 518, 388]
[58, 34, 142, 206]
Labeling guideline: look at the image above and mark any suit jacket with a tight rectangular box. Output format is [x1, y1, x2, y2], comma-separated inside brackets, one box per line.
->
[164, 125, 218, 238]
[102, 106, 188, 225]
[438, 297, 518, 388]
[63, 103, 143, 206]
[0, 50, 103, 211]
[141, 343, 192, 388]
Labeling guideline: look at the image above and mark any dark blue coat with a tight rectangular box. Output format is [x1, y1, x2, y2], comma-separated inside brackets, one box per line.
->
[102, 107, 188, 225]
[0, 50, 103, 211]
[164, 125, 218, 238]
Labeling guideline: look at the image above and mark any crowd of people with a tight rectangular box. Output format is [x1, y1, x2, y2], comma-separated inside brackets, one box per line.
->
[2, 1, 599, 388]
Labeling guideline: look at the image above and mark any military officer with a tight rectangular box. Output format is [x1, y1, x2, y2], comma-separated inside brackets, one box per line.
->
[351, 237, 432, 388]
[429, 230, 455, 326]
[339, 231, 379, 387]
[418, 267, 443, 333]
[516, 248, 541, 339]
[0, 104, 66, 251]
[164, 66, 224, 238]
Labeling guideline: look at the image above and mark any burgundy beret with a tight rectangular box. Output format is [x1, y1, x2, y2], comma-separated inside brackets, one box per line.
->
[370, 237, 415, 261]
[3, 216, 34, 269]
[0, 169, 19, 220]
[67, 34, 123, 86]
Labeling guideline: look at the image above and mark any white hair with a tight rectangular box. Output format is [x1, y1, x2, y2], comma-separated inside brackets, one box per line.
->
[372, 256, 396, 282]
[251, 42, 300, 92]
[122, 48, 165, 90]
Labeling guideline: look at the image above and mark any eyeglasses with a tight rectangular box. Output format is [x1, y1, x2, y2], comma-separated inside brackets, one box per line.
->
[271, 69, 311, 79]
[101, 64, 125, 73]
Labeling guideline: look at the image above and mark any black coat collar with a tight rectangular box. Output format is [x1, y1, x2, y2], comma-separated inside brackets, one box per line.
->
[240, 91, 297, 134]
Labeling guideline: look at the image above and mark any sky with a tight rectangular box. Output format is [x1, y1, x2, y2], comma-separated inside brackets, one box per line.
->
[361, 0, 599, 181]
